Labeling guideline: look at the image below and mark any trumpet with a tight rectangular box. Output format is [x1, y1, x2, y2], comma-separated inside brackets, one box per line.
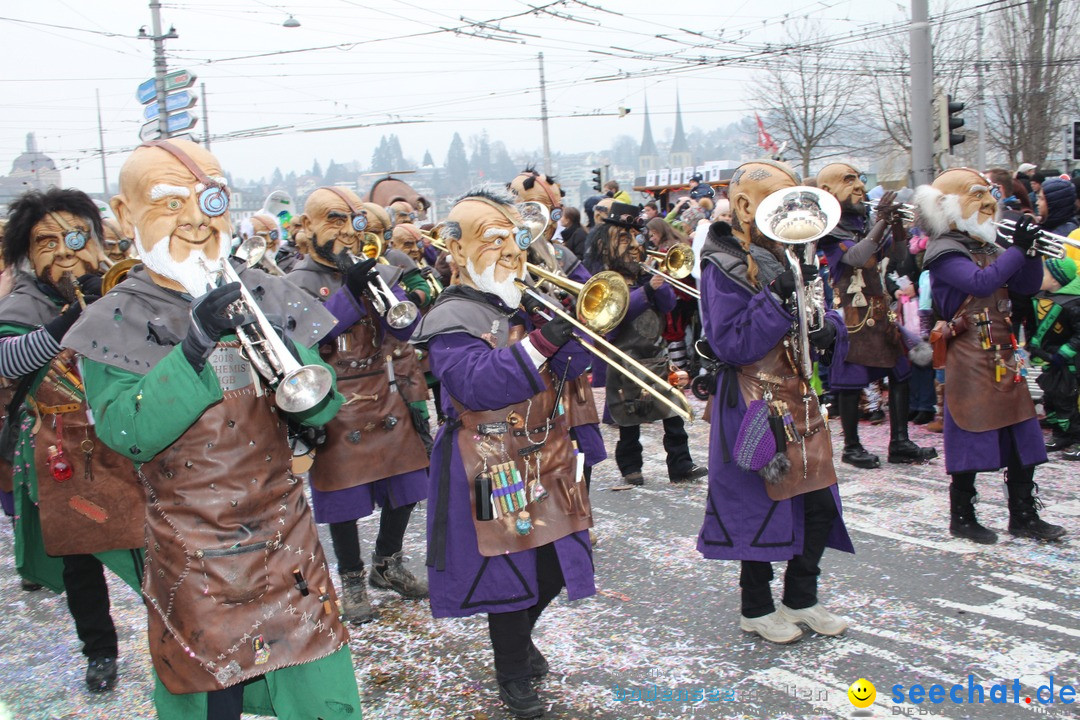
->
[514, 276, 693, 422]
[343, 252, 419, 330]
[992, 217, 1080, 259]
[639, 243, 700, 299]
[206, 259, 334, 413]
[863, 200, 917, 222]
[234, 234, 286, 276]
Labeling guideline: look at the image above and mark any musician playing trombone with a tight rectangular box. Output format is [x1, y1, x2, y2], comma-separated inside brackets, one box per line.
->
[815, 163, 936, 469]
[412, 186, 595, 719]
[697, 161, 853, 645]
[64, 140, 361, 719]
[592, 202, 706, 486]
[916, 168, 1066, 544]
[287, 187, 432, 624]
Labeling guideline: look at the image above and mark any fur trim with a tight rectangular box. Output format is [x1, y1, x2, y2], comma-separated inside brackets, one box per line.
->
[908, 340, 933, 368]
[759, 452, 791, 485]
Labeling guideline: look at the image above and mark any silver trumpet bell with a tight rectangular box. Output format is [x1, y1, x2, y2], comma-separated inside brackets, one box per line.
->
[755, 186, 842, 378]
[216, 258, 334, 413]
[347, 254, 418, 330]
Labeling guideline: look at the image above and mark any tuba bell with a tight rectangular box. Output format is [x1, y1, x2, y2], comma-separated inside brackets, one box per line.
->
[754, 186, 842, 378]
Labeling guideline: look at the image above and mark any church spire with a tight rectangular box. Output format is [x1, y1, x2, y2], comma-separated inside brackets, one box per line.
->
[638, 96, 660, 177]
[669, 89, 691, 168]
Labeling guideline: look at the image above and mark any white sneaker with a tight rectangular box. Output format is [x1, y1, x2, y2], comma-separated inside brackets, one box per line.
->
[778, 603, 848, 636]
[739, 611, 804, 643]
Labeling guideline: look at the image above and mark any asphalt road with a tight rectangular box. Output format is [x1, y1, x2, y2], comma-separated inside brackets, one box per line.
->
[0, 392, 1076, 720]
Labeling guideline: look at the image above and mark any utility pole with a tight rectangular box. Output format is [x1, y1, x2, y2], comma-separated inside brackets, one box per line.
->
[909, 0, 935, 186]
[145, 1, 177, 138]
[201, 81, 210, 149]
[538, 52, 551, 173]
[975, 16, 986, 171]
[96, 89, 108, 195]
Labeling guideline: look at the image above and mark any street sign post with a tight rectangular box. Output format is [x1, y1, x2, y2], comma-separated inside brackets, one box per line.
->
[135, 69, 197, 104]
[144, 90, 197, 120]
[139, 112, 198, 142]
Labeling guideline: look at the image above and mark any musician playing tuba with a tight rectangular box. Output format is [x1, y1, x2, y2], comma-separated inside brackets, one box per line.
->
[816, 163, 936, 469]
[63, 140, 361, 719]
[916, 168, 1066, 544]
[0, 188, 141, 694]
[287, 186, 431, 624]
[697, 160, 853, 645]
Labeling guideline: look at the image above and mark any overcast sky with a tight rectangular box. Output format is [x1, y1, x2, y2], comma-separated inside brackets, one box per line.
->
[2, 0, 949, 190]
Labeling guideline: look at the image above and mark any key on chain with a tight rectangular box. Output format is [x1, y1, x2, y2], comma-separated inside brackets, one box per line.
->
[81, 439, 94, 482]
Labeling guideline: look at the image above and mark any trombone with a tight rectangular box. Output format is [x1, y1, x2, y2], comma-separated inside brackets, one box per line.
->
[638, 243, 700, 299]
[514, 273, 693, 423]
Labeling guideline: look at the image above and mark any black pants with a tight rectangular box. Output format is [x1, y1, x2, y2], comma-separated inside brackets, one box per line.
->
[739, 487, 838, 618]
[614, 416, 693, 477]
[62, 554, 118, 660]
[487, 543, 565, 684]
[328, 503, 415, 574]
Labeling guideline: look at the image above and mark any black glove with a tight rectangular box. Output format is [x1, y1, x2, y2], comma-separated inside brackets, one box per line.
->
[77, 273, 104, 297]
[1049, 352, 1066, 369]
[538, 315, 575, 349]
[44, 302, 84, 342]
[345, 258, 378, 299]
[1009, 214, 1039, 254]
[522, 292, 546, 317]
[809, 322, 837, 351]
[770, 268, 798, 301]
[182, 282, 245, 372]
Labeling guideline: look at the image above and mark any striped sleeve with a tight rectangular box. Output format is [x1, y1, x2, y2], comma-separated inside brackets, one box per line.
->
[0, 329, 62, 378]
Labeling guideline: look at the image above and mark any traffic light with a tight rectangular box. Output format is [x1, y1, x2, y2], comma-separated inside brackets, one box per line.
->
[946, 95, 965, 152]
[1072, 120, 1080, 161]
[591, 167, 603, 192]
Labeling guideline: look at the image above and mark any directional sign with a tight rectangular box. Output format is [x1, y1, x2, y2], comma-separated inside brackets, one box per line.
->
[144, 91, 197, 120]
[139, 112, 198, 142]
[135, 69, 197, 104]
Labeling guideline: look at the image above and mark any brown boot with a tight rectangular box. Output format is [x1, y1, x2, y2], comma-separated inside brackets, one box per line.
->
[925, 380, 944, 433]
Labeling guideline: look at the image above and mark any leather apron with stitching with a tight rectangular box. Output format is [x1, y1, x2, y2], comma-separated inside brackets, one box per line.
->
[141, 343, 347, 694]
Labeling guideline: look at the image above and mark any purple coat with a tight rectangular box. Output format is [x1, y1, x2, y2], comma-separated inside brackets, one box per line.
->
[820, 232, 910, 389]
[928, 245, 1047, 473]
[697, 262, 854, 562]
[425, 331, 596, 618]
[308, 282, 427, 523]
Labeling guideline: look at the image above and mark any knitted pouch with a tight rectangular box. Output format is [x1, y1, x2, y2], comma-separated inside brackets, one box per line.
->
[733, 399, 776, 472]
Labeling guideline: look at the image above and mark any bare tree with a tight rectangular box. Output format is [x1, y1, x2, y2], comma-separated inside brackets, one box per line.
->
[749, 23, 858, 178]
[987, 0, 1080, 166]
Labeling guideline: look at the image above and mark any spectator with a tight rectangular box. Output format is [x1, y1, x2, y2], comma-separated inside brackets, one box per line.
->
[604, 180, 632, 204]
[559, 206, 588, 259]
[1039, 178, 1079, 236]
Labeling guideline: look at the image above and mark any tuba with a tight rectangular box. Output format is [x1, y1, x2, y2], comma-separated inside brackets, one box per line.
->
[754, 186, 842, 378]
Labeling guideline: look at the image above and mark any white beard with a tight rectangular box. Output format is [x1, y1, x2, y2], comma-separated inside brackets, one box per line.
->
[135, 228, 229, 297]
[466, 257, 523, 309]
[943, 194, 998, 244]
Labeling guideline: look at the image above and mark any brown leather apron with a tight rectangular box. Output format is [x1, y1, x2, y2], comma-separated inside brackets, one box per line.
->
[835, 265, 902, 368]
[31, 352, 143, 556]
[564, 376, 600, 427]
[944, 254, 1036, 432]
[385, 335, 428, 404]
[140, 344, 347, 694]
[310, 310, 428, 492]
[736, 342, 836, 501]
[453, 362, 592, 557]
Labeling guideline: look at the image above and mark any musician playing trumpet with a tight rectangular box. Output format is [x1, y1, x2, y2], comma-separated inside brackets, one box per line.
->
[916, 168, 1066, 544]
[288, 187, 431, 624]
[697, 161, 853, 644]
[816, 163, 936, 469]
[64, 140, 361, 719]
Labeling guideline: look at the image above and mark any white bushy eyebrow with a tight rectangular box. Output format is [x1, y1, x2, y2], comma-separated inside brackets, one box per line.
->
[969, 184, 990, 194]
[150, 184, 191, 201]
[483, 227, 511, 239]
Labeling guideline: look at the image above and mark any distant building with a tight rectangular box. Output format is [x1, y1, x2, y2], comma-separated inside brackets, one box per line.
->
[638, 98, 660, 178]
[668, 90, 692, 170]
[0, 133, 62, 210]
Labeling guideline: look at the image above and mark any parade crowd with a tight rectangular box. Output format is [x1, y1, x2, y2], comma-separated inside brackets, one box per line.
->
[0, 138, 1075, 719]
